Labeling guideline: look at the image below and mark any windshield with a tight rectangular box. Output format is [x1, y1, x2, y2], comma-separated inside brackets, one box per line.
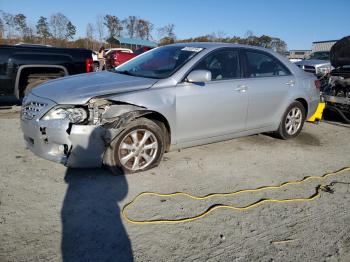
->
[306, 51, 330, 61]
[115, 45, 204, 79]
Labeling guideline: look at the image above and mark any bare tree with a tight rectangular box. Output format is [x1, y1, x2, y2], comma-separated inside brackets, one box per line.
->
[104, 15, 123, 38]
[135, 19, 153, 40]
[245, 30, 254, 38]
[50, 13, 75, 40]
[14, 13, 29, 39]
[271, 38, 287, 54]
[25, 24, 36, 41]
[86, 23, 94, 40]
[1, 11, 16, 38]
[123, 16, 137, 38]
[158, 23, 176, 40]
[96, 15, 105, 42]
[0, 17, 4, 39]
[50, 13, 68, 39]
[86, 23, 94, 49]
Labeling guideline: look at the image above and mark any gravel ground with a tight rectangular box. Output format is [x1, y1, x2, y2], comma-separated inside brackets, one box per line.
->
[0, 107, 350, 262]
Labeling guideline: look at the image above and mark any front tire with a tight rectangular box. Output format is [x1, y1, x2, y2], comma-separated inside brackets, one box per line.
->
[105, 118, 165, 174]
[276, 101, 306, 139]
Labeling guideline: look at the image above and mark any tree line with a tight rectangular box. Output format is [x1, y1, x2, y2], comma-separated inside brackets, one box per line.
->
[0, 10, 287, 54]
[0, 10, 176, 49]
[169, 31, 287, 54]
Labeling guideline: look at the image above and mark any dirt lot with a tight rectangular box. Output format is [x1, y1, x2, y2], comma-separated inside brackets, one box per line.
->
[1, 107, 350, 262]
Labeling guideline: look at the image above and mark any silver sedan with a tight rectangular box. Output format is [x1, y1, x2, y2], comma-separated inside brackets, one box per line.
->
[20, 43, 320, 174]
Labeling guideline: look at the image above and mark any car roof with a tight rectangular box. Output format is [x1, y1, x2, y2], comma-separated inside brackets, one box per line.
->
[167, 42, 273, 53]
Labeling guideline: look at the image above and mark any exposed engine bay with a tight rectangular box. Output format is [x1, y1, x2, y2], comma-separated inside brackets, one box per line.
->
[322, 36, 350, 121]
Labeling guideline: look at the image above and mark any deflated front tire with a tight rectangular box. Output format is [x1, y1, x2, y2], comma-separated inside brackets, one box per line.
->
[104, 117, 165, 174]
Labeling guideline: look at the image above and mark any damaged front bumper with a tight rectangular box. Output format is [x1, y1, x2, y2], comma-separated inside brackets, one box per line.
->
[20, 93, 111, 168]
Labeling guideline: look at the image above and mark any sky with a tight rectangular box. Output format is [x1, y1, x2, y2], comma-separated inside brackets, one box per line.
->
[0, 0, 349, 50]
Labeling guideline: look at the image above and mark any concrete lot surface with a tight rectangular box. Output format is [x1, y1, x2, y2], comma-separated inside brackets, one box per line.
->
[1, 107, 350, 262]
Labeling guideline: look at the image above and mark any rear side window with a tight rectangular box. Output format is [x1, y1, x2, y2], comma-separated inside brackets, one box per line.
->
[193, 49, 241, 80]
[245, 50, 290, 78]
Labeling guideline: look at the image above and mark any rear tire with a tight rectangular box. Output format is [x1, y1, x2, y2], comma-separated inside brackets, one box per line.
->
[105, 117, 165, 175]
[275, 101, 306, 139]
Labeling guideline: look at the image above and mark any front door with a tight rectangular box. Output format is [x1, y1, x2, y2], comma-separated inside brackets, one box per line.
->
[175, 48, 249, 143]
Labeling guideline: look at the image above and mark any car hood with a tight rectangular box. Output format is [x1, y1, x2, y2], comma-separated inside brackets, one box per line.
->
[31, 71, 158, 104]
[295, 59, 330, 67]
[330, 35, 350, 68]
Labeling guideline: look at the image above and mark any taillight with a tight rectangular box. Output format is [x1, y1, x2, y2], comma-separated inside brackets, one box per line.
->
[314, 80, 321, 90]
[85, 58, 93, 73]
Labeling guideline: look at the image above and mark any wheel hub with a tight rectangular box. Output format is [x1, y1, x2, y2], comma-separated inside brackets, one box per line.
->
[285, 107, 302, 135]
[118, 129, 158, 171]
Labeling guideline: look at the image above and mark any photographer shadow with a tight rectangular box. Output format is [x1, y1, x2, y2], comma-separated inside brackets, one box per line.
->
[61, 166, 133, 261]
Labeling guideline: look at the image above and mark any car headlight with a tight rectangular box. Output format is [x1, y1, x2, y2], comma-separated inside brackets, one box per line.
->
[317, 65, 331, 75]
[42, 106, 88, 123]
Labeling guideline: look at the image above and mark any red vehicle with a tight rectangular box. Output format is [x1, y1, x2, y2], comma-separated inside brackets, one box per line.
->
[105, 51, 137, 70]
[105, 47, 153, 70]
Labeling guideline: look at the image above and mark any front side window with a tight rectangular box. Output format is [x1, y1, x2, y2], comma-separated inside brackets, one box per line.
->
[192, 49, 241, 80]
[115, 46, 204, 79]
[245, 50, 290, 78]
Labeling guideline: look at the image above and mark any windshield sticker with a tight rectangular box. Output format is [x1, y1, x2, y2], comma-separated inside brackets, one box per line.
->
[181, 47, 203, 52]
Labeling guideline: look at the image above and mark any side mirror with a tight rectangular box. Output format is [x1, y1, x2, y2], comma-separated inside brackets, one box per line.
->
[187, 70, 212, 83]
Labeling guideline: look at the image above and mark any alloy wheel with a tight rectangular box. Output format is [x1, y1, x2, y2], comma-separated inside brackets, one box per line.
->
[285, 107, 302, 135]
[118, 129, 159, 171]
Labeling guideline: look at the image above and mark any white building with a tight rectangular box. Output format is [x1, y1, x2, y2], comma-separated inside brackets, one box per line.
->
[312, 40, 338, 52]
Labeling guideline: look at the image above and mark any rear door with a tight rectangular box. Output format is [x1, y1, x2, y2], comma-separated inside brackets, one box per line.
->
[175, 48, 249, 143]
[241, 49, 295, 130]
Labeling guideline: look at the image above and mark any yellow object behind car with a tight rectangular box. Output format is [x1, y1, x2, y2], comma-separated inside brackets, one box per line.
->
[308, 102, 325, 122]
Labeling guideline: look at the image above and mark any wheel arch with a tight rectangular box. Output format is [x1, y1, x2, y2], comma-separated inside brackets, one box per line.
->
[95, 99, 172, 152]
[141, 111, 171, 152]
[295, 97, 308, 116]
[15, 64, 68, 98]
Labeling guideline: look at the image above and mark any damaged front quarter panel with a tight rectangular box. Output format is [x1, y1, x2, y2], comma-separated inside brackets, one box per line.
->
[66, 98, 151, 168]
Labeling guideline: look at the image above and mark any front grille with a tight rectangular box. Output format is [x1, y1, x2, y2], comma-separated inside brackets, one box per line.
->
[21, 101, 48, 120]
[297, 65, 316, 74]
[303, 65, 316, 74]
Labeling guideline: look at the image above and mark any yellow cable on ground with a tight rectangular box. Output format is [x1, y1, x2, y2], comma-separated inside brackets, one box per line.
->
[121, 166, 350, 225]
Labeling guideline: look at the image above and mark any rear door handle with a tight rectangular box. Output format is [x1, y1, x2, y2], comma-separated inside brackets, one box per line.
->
[285, 80, 295, 86]
[234, 85, 248, 93]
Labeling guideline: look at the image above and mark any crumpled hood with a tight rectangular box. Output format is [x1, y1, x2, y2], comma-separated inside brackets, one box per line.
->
[31, 71, 158, 104]
[330, 35, 350, 68]
[295, 59, 330, 67]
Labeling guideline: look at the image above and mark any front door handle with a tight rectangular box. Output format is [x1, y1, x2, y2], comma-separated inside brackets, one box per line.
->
[234, 85, 248, 93]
